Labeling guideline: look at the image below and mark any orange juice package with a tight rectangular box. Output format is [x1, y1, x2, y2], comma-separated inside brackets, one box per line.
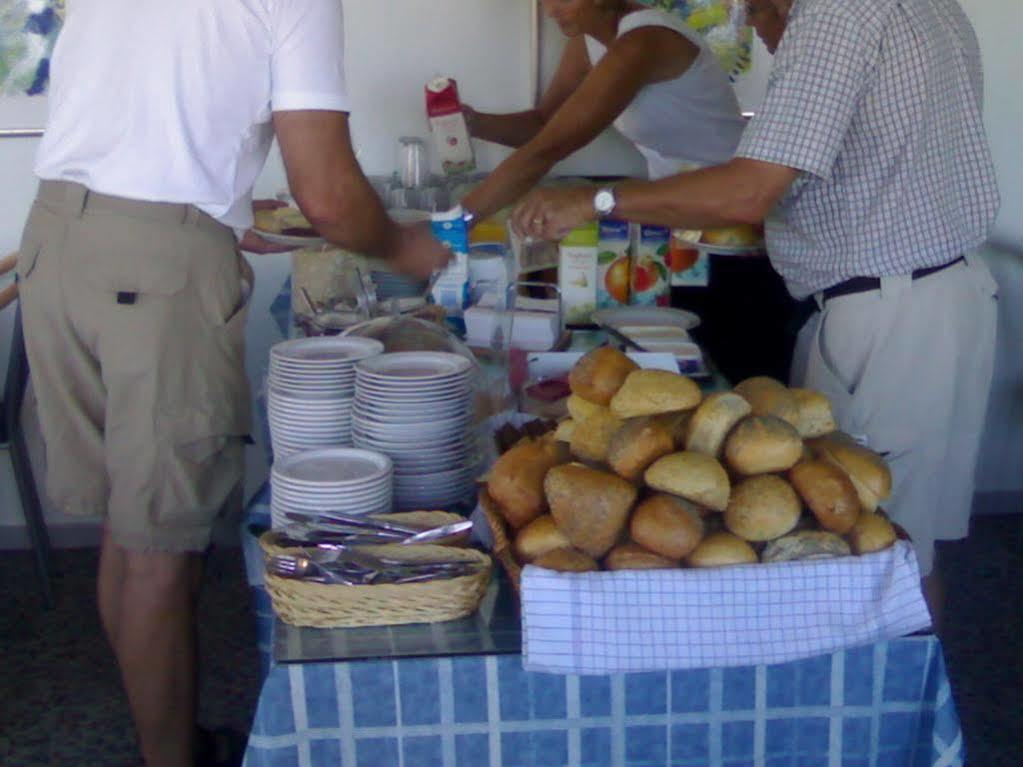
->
[668, 229, 709, 288]
[596, 219, 631, 309]
[630, 224, 671, 306]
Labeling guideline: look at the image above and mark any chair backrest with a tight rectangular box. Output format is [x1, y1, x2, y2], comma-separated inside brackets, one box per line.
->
[0, 252, 17, 313]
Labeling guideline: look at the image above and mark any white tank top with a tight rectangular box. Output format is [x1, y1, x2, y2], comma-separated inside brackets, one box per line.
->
[585, 9, 745, 179]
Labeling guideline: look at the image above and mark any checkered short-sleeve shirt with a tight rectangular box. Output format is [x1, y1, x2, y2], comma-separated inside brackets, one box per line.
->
[736, 0, 1000, 299]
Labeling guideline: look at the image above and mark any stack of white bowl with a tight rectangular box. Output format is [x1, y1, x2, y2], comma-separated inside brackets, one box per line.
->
[267, 337, 384, 459]
[270, 447, 393, 528]
[352, 351, 478, 511]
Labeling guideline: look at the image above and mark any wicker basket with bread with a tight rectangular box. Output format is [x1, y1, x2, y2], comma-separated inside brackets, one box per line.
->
[483, 346, 902, 593]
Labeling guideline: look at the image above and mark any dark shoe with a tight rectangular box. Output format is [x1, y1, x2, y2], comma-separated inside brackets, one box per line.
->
[196, 726, 248, 767]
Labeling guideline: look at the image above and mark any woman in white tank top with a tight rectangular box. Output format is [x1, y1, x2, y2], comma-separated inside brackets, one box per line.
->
[460, 0, 746, 222]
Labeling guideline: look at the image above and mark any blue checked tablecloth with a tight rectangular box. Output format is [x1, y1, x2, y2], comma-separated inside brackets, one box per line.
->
[242, 638, 962, 767]
[241, 493, 964, 767]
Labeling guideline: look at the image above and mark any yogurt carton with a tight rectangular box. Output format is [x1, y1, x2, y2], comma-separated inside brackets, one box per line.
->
[430, 207, 471, 320]
[596, 219, 632, 309]
[425, 77, 477, 176]
[631, 224, 671, 306]
[558, 222, 599, 326]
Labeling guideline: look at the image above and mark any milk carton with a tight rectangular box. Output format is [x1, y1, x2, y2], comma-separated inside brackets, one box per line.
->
[425, 77, 477, 176]
[631, 224, 671, 305]
[558, 222, 599, 326]
[596, 219, 632, 309]
[430, 207, 471, 320]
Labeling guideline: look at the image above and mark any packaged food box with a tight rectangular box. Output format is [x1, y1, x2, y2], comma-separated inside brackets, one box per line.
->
[557, 222, 599, 326]
[631, 224, 671, 306]
[668, 229, 709, 287]
[596, 219, 632, 309]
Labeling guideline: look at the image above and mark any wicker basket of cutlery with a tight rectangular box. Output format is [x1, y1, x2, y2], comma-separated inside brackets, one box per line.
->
[259, 511, 470, 558]
[259, 517, 492, 628]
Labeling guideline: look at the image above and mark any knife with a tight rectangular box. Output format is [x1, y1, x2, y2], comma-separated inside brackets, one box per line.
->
[598, 323, 648, 353]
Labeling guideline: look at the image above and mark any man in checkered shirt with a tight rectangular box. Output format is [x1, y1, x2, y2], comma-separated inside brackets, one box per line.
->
[512, 0, 1000, 629]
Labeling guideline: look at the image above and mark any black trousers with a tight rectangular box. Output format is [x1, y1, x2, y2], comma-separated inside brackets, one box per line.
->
[671, 255, 807, 384]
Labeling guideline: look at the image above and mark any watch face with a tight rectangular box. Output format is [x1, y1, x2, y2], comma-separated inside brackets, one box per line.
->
[595, 189, 615, 215]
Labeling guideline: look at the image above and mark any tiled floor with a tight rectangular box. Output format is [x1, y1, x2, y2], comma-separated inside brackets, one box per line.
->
[0, 514, 1020, 766]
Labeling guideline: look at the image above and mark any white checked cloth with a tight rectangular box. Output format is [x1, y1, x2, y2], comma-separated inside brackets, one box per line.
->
[521, 541, 931, 674]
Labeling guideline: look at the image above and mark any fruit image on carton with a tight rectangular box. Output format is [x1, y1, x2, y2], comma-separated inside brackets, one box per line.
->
[597, 219, 631, 309]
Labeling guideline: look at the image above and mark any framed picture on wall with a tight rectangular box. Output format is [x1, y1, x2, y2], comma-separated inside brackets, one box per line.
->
[0, 0, 65, 136]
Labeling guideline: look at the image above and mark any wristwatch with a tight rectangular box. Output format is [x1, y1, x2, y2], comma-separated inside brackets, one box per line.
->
[593, 187, 617, 217]
[461, 209, 476, 230]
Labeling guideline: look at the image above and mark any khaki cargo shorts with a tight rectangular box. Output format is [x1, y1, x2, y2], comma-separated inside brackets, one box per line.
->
[16, 180, 253, 552]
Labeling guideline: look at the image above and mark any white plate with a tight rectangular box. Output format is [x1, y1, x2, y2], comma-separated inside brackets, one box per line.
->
[252, 228, 326, 248]
[355, 351, 473, 381]
[271, 447, 392, 487]
[592, 306, 701, 332]
[351, 406, 468, 423]
[693, 242, 766, 257]
[271, 337, 384, 365]
[271, 488, 391, 506]
[354, 376, 472, 392]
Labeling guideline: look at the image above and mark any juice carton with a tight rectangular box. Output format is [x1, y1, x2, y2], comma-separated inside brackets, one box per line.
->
[425, 77, 476, 176]
[596, 219, 632, 309]
[430, 207, 471, 320]
[558, 222, 600, 326]
[631, 224, 671, 306]
[668, 229, 709, 288]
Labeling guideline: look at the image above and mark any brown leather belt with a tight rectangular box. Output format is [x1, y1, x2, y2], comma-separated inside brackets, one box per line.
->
[821, 256, 965, 303]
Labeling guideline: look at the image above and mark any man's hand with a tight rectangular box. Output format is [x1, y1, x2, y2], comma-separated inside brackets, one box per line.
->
[388, 222, 453, 281]
[511, 186, 594, 241]
[238, 199, 295, 254]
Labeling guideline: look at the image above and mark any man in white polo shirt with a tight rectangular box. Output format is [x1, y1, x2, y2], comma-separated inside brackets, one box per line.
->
[17, 2, 449, 765]
[511, 0, 999, 630]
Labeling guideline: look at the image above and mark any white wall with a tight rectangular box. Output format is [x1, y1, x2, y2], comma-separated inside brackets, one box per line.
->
[959, 0, 1023, 248]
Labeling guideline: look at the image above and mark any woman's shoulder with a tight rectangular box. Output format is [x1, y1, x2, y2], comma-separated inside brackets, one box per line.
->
[617, 7, 702, 43]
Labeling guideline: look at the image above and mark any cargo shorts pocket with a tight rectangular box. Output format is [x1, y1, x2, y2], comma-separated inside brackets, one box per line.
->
[76, 218, 190, 297]
[154, 407, 248, 530]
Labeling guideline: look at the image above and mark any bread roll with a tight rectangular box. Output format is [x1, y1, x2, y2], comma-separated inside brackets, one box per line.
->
[724, 475, 802, 542]
[604, 542, 678, 571]
[569, 409, 624, 463]
[609, 369, 702, 418]
[788, 460, 860, 534]
[686, 531, 758, 567]
[606, 416, 675, 481]
[733, 376, 800, 428]
[513, 514, 571, 563]
[545, 464, 637, 558]
[846, 512, 897, 555]
[569, 346, 639, 406]
[700, 224, 761, 247]
[809, 432, 892, 513]
[685, 391, 752, 457]
[567, 394, 608, 423]
[657, 410, 694, 447]
[253, 208, 282, 233]
[553, 419, 576, 442]
[532, 547, 600, 572]
[487, 439, 565, 529]
[724, 415, 803, 475]
[644, 452, 730, 512]
[630, 493, 705, 560]
[761, 530, 851, 563]
[790, 388, 837, 438]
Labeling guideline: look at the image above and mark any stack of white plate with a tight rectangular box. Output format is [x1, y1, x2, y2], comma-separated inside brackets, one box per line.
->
[270, 447, 393, 528]
[353, 351, 478, 510]
[267, 337, 384, 458]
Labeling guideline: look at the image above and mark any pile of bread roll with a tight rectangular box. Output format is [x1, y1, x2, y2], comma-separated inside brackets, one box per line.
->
[485, 346, 900, 573]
